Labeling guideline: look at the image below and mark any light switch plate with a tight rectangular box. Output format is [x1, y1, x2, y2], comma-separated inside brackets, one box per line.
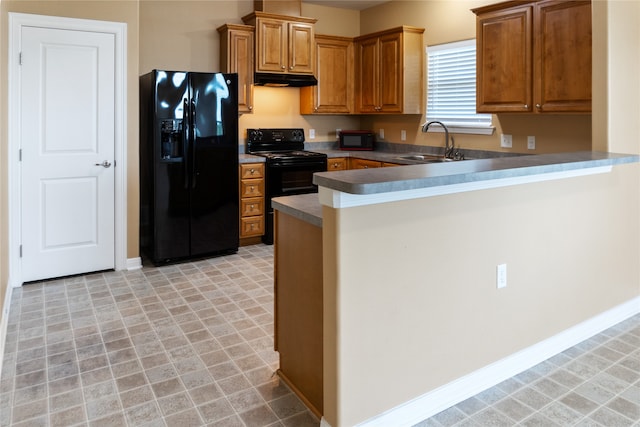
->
[527, 136, 536, 150]
[401, 130, 407, 141]
[497, 264, 507, 289]
[309, 129, 315, 139]
[501, 134, 513, 148]
[379, 128, 385, 139]
[336, 129, 341, 140]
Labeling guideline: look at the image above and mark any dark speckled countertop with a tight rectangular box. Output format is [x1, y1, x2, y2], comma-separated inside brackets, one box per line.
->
[272, 193, 322, 227]
[313, 151, 639, 195]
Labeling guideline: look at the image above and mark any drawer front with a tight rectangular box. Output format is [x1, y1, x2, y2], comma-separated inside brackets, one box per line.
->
[240, 163, 265, 179]
[328, 157, 347, 171]
[241, 197, 264, 217]
[241, 216, 264, 236]
[350, 158, 381, 169]
[241, 179, 264, 198]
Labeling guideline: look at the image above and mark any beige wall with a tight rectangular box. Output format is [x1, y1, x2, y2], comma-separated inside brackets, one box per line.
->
[601, 0, 640, 154]
[322, 162, 640, 426]
[590, 0, 640, 155]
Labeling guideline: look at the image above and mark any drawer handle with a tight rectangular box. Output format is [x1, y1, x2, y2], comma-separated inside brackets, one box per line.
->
[250, 168, 255, 174]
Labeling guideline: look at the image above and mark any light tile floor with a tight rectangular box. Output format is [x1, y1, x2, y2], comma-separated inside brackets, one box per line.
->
[0, 244, 638, 427]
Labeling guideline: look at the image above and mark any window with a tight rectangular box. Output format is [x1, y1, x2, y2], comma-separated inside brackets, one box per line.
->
[426, 39, 493, 135]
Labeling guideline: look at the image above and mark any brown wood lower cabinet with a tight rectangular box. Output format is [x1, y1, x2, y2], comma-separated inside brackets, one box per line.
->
[349, 158, 381, 169]
[327, 157, 348, 171]
[239, 163, 265, 245]
[327, 157, 401, 171]
[274, 210, 323, 417]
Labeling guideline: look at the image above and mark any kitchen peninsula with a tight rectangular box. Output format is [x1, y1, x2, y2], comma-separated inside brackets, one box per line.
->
[273, 152, 640, 427]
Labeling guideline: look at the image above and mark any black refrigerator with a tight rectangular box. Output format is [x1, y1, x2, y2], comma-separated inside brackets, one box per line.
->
[140, 70, 239, 265]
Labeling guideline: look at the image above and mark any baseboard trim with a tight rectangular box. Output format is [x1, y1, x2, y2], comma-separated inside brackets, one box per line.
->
[0, 284, 14, 384]
[126, 257, 142, 271]
[351, 297, 640, 427]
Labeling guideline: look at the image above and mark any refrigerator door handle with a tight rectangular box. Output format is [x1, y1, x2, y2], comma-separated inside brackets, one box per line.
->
[191, 99, 197, 189]
[183, 98, 190, 189]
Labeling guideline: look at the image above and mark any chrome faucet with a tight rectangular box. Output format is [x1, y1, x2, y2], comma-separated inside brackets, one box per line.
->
[422, 120, 455, 159]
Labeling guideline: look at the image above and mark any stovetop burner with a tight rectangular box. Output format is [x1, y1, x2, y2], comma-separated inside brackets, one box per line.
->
[246, 128, 327, 164]
[260, 150, 326, 160]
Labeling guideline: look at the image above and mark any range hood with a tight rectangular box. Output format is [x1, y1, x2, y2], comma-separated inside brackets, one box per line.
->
[254, 72, 317, 87]
[250, 1, 317, 87]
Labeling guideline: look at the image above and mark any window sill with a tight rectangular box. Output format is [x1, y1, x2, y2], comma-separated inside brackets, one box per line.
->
[426, 125, 495, 136]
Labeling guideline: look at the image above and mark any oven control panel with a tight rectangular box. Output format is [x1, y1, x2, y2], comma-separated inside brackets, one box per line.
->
[247, 128, 305, 143]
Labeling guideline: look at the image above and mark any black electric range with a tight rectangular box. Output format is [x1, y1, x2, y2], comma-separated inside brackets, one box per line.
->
[246, 128, 327, 244]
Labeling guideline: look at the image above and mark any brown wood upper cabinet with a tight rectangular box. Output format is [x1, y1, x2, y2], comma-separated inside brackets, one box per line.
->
[300, 35, 354, 114]
[354, 26, 424, 114]
[217, 24, 254, 114]
[473, 0, 592, 113]
[243, 12, 316, 75]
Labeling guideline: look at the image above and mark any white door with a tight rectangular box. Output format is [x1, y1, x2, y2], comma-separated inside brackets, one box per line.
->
[20, 26, 116, 282]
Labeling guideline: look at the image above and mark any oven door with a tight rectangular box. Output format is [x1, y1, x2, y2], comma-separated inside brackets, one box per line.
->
[263, 160, 326, 245]
[266, 160, 326, 198]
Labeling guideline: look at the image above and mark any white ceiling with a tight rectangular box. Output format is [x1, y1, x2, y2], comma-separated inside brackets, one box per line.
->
[302, 0, 391, 11]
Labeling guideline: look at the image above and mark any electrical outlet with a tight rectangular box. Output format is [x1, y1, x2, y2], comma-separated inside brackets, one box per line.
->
[336, 128, 341, 140]
[379, 128, 385, 139]
[496, 264, 507, 289]
[500, 134, 513, 148]
[401, 130, 407, 141]
[527, 135, 536, 150]
[309, 129, 315, 139]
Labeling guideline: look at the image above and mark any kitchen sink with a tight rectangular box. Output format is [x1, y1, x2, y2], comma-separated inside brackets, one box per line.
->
[395, 154, 462, 164]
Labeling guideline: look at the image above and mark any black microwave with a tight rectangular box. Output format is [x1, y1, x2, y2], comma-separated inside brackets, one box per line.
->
[339, 130, 375, 151]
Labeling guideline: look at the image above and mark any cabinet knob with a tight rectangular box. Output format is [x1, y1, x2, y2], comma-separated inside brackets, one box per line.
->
[289, 66, 294, 70]
[524, 104, 528, 109]
[250, 168, 255, 174]
[281, 65, 286, 69]
[536, 103, 541, 109]
[364, 165, 369, 169]
[248, 106, 253, 111]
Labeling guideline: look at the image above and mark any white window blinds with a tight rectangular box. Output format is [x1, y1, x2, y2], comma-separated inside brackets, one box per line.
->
[427, 39, 492, 133]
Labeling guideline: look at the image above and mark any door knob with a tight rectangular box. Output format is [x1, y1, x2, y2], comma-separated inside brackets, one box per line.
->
[95, 161, 112, 168]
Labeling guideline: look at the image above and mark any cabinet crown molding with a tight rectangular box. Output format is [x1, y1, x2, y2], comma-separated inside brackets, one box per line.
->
[217, 23, 254, 33]
[354, 25, 424, 41]
[242, 11, 317, 25]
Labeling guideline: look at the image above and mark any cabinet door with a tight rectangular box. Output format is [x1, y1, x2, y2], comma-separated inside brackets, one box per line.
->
[349, 158, 381, 169]
[476, 5, 533, 112]
[378, 32, 403, 113]
[534, 0, 591, 112]
[289, 22, 315, 74]
[301, 36, 353, 114]
[219, 26, 254, 114]
[356, 37, 380, 113]
[256, 18, 287, 73]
